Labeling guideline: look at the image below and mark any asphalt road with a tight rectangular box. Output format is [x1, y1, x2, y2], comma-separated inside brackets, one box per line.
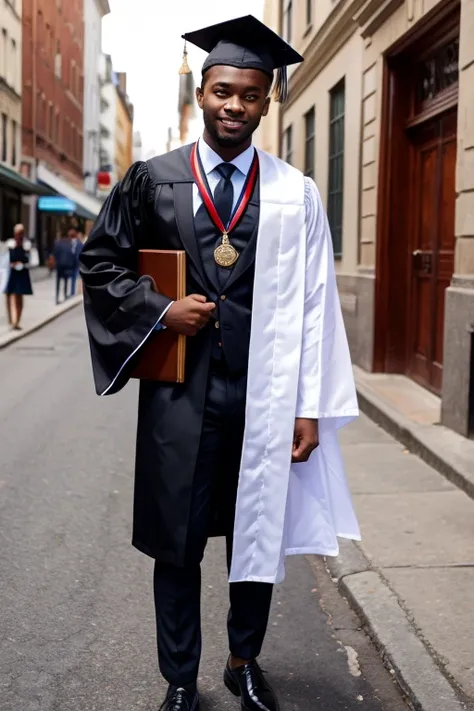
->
[0, 306, 408, 711]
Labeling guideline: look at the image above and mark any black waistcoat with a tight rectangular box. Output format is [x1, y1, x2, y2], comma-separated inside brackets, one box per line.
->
[193, 177, 260, 375]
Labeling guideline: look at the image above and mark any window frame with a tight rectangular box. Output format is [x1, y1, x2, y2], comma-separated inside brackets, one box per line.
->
[304, 106, 315, 179]
[283, 0, 293, 44]
[283, 124, 293, 166]
[11, 119, 16, 166]
[1, 113, 8, 163]
[327, 79, 346, 259]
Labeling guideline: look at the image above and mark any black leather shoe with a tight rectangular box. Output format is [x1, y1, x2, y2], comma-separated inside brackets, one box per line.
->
[224, 659, 280, 711]
[160, 686, 200, 711]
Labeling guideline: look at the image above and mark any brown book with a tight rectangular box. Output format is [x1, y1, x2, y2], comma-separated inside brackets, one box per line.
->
[131, 250, 186, 383]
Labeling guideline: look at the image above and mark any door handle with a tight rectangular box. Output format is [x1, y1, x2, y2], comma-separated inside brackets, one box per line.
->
[412, 250, 433, 274]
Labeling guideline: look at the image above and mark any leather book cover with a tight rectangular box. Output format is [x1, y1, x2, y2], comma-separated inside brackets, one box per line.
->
[131, 250, 186, 383]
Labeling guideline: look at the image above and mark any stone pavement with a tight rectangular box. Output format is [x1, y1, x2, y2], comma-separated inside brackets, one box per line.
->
[0, 271, 82, 349]
[332, 411, 474, 711]
[354, 367, 474, 498]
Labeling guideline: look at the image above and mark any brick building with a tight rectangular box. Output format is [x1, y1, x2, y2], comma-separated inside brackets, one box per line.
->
[21, 0, 101, 262]
[22, 0, 84, 186]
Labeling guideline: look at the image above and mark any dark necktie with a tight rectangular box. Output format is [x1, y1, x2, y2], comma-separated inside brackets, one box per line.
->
[214, 163, 236, 229]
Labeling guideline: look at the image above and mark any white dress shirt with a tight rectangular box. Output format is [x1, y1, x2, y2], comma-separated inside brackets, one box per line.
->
[192, 138, 255, 217]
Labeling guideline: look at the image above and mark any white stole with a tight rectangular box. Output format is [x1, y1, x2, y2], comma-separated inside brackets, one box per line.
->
[229, 150, 361, 585]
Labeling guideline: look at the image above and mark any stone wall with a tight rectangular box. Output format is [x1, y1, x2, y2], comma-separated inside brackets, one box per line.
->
[442, 0, 474, 436]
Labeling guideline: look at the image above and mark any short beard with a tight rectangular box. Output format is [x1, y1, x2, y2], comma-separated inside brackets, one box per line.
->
[203, 111, 256, 148]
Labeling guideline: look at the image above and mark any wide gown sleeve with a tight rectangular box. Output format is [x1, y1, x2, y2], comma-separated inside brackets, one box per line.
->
[295, 177, 359, 427]
[79, 161, 172, 396]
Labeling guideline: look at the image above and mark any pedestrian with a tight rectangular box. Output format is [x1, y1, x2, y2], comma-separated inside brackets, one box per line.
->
[80, 15, 360, 711]
[53, 229, 77, 304]
[68, 226, 82, 296]
[4, 224, 33, 331]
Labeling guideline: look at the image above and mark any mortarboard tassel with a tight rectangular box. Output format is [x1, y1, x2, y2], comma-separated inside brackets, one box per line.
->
[179, 41, 192, 75]
[273, 66, 288, 103]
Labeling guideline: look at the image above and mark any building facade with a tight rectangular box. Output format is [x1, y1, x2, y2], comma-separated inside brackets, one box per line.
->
[97, 52, 116, 196]
[83, 0, 110, 196]
[264, 0, 474, 437]
[0, 0, 23, 241]
[0, 0, 21, 171]
[21, 0, 101, 260]
[22, 0, 85, 187]
[114, 72, 133, 181]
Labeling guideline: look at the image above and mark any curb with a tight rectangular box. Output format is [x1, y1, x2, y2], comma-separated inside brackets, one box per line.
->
[0, 296, 82, 350]
[354, 372, 474, 501]
[326, 540, 469, 711]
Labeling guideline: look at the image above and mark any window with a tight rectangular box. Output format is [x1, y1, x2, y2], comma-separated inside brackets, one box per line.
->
[304, 107, 315, 178]
[55, 111, 60, 146]
[11, 120, 16, 166]
[49, 103, 54, 139]
[1, 29, 7, 80]
[327, 80, 345, 258]
[42, 95, 46, 135]
[306, 0, 313, 26]
[70, 60, 76, 94]
[55, 42, 62, 79]
[417, 38, 459, 105]
[283, 0, 293, 43]
[282, 125, 293, 165]
[10, 39, 16, 89]
[1, 113, 7, 162]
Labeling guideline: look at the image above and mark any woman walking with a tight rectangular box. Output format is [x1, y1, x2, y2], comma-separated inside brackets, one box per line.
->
[4, 224, 33, 330]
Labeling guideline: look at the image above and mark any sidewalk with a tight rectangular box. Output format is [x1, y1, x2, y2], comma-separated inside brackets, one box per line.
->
[330, 373, 474, 711]
[0, 274, 82, 349]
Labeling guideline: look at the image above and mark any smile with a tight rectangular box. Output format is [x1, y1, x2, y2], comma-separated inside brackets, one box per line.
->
[220, 118, 246, 129]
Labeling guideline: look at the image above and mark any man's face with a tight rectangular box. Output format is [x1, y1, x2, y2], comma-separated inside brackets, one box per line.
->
[68, 229, 77, 240]
[196, 66, 271, 148]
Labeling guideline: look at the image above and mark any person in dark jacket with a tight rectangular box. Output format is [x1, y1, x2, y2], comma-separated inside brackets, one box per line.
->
[4, 224, 33, 330]
[53, 230, 78, 304]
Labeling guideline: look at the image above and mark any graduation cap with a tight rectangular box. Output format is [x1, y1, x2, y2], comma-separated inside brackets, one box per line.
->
[180, 15, 304, 103]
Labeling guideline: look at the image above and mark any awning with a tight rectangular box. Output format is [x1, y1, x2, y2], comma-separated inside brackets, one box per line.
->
[37, 163, 103, 220]
[0, 164, 54, 196]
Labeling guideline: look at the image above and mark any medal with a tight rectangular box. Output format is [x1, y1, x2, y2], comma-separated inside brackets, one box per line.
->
[190, 143, 259, 267]
[214, 233, 239, 267]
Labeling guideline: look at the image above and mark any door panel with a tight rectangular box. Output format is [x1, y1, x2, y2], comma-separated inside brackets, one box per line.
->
[432, 127, 456, 389]
[409, 134, 438, 385]
[408, 109, 456, 393]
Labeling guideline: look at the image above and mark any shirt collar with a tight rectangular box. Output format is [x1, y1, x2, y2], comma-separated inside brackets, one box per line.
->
[198, 136, 255, 178]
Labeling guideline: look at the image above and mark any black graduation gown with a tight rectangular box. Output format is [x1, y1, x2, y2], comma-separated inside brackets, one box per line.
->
[79, 145, 259, 566]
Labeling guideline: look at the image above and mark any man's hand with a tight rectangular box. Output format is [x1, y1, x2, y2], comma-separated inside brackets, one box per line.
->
[292, 418, 319, 463]
[162, 294, 216, 336]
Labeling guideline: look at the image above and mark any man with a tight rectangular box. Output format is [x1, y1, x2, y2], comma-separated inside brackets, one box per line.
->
[53, 228, 79, 304]
[80, 15, 360, 711]
[68, 226, 82, 296]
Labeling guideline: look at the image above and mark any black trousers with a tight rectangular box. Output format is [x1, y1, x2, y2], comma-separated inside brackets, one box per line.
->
[153, 368, 273, 687]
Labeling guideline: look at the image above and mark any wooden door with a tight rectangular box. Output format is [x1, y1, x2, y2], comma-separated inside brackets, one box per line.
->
[407, 109, 456, 392]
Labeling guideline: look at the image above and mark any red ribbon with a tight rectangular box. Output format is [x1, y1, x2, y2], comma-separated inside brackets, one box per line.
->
[190, 142, 259, 235]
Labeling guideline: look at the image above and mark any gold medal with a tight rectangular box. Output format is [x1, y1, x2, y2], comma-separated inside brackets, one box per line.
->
[214, 233, 239, 268]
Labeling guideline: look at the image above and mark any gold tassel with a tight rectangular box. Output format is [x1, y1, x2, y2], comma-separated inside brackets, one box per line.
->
[179, 41, 191, 75]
